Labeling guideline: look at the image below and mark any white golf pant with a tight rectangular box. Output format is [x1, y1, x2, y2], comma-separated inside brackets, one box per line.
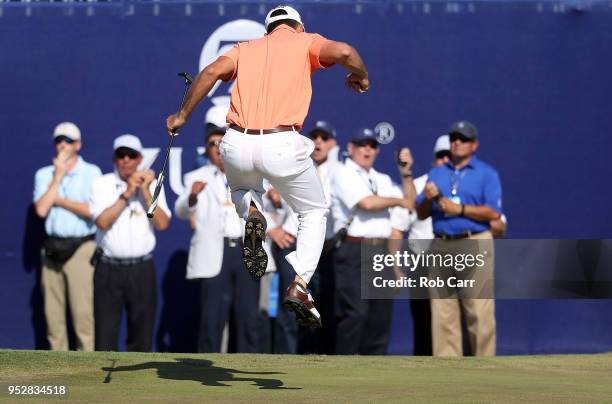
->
[220, 127, 328, 284]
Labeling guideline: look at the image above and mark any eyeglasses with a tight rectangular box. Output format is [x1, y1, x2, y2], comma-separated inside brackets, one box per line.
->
[54, 135, 75, 145]
[114, 147, 140, 160]
[449, 132, 473, 143]
[207, 139, 222, 148]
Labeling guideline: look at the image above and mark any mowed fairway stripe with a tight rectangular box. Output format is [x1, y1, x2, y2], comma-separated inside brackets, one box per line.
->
[1, 350, 611, 403]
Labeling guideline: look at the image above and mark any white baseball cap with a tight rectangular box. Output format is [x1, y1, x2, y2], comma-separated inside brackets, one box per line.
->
[433, 134, 450, 154]
[113, 134, 142, 153]
[53, 122, 81, 141]
[205, 105, 228, 128]
[265, 5, 302, 31]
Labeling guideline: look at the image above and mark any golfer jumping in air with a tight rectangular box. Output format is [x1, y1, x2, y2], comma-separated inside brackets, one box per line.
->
[166, 5, 369, 328]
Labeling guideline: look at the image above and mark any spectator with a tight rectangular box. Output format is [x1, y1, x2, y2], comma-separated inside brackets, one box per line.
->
[416, 120, 502, 357]
[90, 134, 171, 352]
[33, 122, 101, 351]
[194, 104, 229, 169]
[300, 120, 339, 354]
[330, 128, 415, 355]
[175, 125, 260, 353]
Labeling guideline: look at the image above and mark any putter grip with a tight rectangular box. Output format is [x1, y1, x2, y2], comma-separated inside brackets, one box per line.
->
[146, 199, 158, 218]
[147, 173, 164, 219]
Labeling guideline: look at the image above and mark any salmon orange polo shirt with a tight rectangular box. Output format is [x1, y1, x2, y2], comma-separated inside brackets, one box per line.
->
[221, 25, 333, 130]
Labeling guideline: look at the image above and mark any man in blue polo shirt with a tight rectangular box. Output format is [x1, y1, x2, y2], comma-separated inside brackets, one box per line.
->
[416, 120, 502, 357]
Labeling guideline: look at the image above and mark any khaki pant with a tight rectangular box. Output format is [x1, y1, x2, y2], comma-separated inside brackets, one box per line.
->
[41, 240, 95, 351]
[430, 231, 496, 356]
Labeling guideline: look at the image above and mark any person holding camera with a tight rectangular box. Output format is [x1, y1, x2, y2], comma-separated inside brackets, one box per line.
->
[416, 120, 502, 357]
[89, 134, 170, 352]
[330, 128, 415, 355]
[33, 122, 102, 351]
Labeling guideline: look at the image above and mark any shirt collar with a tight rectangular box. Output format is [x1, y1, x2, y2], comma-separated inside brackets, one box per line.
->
[346, 157, 378, 177]
[445, 155, 479, 170]
[66, 156, 84, 176]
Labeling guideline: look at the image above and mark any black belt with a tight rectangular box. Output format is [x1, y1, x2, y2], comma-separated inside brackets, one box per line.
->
[100, 253, 153, 266]
[229, 124, 297, 135]
[47, 234, 95, 243]
[434, 230, 485, 240]
[224, 237, 242, 247]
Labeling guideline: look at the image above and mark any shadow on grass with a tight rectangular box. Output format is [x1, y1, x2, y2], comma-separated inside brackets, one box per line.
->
[102, 358, 301, 390]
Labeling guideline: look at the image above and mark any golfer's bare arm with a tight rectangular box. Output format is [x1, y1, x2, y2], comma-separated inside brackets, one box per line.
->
[319, 40, 368, 79]
[176, 57, 235, 120]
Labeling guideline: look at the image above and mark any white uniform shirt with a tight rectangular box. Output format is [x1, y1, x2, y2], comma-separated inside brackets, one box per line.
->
[175, 165, 245, 279]
[331, 158, 406, 238]
[90, 171, 171, 258]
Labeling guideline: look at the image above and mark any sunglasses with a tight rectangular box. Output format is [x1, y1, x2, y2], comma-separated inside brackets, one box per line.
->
[309, 131, 332, 141]
[54, 135, 75, 145]
[114, 147, 140, 160]
[207, 139, 222, 148]
[435, 150, 451, 160]
[449, 132, 473, 143]
[352, 139, 379, 149]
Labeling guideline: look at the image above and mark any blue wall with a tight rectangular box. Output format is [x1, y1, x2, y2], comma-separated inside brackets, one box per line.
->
[1, 1, 611, 353]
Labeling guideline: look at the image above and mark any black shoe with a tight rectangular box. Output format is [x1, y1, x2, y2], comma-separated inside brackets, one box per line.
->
[283, 282, 322, 329]
[242, 211, 268, 280]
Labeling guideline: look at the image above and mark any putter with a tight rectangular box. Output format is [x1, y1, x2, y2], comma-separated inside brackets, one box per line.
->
[147, 72, 193, 219]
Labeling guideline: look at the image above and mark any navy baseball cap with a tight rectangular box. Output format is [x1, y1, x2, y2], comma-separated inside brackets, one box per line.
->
[350, 127, 378, 147]
[449, 120, 478, 140]
[308, 120, 336, 139]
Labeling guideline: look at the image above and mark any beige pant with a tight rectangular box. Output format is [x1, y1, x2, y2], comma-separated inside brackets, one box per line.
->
[41, 240, 96, 351]
[430, 231, 496, 356]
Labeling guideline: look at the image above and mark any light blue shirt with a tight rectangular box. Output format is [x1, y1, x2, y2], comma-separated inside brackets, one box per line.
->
[33, 156, 102, 237]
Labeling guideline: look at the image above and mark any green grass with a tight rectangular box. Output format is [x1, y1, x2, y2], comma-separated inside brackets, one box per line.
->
[1, 350, 611, 403]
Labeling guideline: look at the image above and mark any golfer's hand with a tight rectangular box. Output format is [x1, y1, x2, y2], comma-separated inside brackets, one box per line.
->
[345, 73, 370, 94]
[265, 187, 282, 209]
[268, 227, 295, 249]
[166, 113, 186, 136]
[424, 182, 440, 200]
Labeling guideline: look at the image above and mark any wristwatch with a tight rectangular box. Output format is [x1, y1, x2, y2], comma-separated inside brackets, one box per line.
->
[119, 193, 130, 202]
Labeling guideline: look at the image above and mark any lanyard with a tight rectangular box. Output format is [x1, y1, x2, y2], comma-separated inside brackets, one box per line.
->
[357, 169, 378, 195]
[450, 169, 467, 196]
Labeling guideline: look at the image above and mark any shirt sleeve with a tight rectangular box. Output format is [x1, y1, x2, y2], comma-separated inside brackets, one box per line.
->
[483, 169, 503, 213]
[89, 177, 115, 220]
[33, 167, 51, 202]
[220, 44, 239, 81]
[308, 34, 334, 70]
[332, 167, 372, 211]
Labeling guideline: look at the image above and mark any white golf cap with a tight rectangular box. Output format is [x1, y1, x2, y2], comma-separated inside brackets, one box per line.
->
[53, 122, 81, 141]
[113, 134, 143, 154]
[205, 105, 228, 128]
[433, 134, 450, 154]
[264, 5, 302, 31]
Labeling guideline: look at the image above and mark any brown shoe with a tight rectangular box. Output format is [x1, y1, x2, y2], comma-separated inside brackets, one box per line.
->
[283, 281, 322, 328]
[242, 210, 268, 280]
